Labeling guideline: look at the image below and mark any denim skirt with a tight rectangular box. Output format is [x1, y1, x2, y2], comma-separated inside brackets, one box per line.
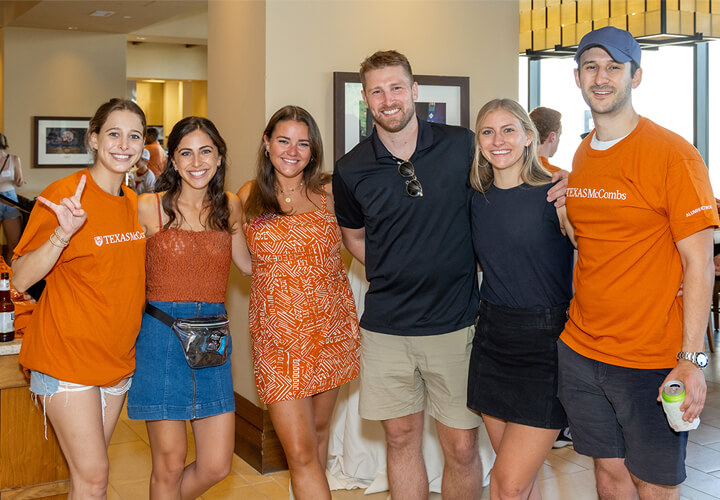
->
[467, 301, 568, 429]
[127, 301, 235, 420]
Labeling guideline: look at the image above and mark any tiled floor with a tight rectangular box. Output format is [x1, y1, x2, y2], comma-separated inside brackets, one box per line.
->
[107, 334, 720, 499]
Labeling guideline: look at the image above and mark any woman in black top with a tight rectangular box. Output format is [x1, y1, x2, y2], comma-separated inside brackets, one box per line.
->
[467, 98, 574, 500]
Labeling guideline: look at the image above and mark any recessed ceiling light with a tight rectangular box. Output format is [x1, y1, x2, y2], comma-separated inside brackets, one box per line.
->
[135, 36, 146, 41]
[67, 26, 78, 30]
[90, 10, 115, 17]
[124, 15, 132, 19]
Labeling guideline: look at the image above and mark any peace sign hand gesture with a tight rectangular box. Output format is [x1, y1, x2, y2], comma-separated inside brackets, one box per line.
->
[37, 174, 87, 239]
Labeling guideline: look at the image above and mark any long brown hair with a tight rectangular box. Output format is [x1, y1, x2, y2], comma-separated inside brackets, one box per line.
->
[244, 105, 328, 221]
[154, 116, 230, 232]
[470, 99, 550, 193]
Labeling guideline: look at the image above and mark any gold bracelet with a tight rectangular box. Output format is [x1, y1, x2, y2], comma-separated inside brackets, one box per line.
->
[53, 227, 70, 246]
[48, 232, 68, 249]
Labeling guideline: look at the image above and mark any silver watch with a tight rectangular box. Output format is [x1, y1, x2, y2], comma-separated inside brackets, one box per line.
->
[677, 351, 709, 368]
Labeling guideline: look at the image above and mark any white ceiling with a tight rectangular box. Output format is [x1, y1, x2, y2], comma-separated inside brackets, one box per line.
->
[0, 1, 208, 44]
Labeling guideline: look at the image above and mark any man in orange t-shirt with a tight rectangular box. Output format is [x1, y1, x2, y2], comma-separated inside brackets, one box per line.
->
[559, 27, 718, 498]
[144, 127, 166, 178]
[530, 106, 563, 174]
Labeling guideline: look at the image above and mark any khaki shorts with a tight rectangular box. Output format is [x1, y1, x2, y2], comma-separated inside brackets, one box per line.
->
[359, 326, 481, 429]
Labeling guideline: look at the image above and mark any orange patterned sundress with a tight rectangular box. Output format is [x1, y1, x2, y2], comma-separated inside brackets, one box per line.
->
[245, 191, 360, 404]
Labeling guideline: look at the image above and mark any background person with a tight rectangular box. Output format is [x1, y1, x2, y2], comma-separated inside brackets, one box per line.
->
[128, 148, 156, 195]
[144, 127, 166, 178]
[468, 98, 574, 500]
[11, 98, 147, 500]
[127, 116, 252, 499]
[529, 106, 564, 174]
[238, 105, 360, 500]
[0, 133, 26, 263]
[560, 26, 717, 499]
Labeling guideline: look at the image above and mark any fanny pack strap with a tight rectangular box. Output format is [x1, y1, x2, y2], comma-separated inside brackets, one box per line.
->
[145, 303, 176, 328]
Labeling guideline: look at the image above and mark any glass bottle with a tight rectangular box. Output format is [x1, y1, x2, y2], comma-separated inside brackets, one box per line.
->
[0, 272, 14, 342]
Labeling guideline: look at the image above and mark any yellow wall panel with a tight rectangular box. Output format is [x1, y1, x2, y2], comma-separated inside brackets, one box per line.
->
[577, 20, 593, 40]
[547, 25, 562, 46]
[593, 17, 610, 28]
[534, 28, 548, 50]
[547, 5, 561, 26]
[680, 0, 695, 10]
[697, 12, 712, 33]
[562, 23, 578, 45]
[645, 9, 662, 33]
[610, 0, 627, 16]
[697, 0, 710, 13]
[712, 13, 720, 36]
[519, 31, 533, 53]
[627, 12, 646, 36]
[609, 14, 628, 28]
[520, 10, 532, 32]
[578, 0, 592, 21]
[666, 9, 681, 33]
[561, 1, 577, 24]
[592, 0, 609, 19]
[680, 10, 695, 34]
[532, 7, 547, 30]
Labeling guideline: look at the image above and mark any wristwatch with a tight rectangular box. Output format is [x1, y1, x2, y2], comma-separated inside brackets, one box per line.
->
[677, 351, 709, 368]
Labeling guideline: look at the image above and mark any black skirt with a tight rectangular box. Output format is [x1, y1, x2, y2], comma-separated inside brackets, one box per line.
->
[467, 301, 568, 429]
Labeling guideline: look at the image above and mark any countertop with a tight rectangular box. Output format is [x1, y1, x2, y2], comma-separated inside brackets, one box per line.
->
[0, 337, 21, 355]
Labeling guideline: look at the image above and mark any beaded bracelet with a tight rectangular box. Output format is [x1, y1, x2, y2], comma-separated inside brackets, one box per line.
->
[53, 227, 70, 245]
[48, 227, 69, 248]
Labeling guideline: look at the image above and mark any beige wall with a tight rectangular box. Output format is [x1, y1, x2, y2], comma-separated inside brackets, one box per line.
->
[208, 1, 266, 403]
[127, 42, 207, 81]
[210, 0, 519, 405]
[265, 0, 519, 147]
[3, 27, 127, 194]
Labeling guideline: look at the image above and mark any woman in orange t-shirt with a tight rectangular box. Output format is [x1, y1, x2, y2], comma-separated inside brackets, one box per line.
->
[12, 99, 146, 500]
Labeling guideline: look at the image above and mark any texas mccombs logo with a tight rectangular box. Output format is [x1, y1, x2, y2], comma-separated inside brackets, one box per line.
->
[94, 231, 145, 247]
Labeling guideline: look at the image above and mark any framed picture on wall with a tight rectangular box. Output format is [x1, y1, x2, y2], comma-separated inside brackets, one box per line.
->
[332, 72, 470, 162]
[33, 116, 92, 168]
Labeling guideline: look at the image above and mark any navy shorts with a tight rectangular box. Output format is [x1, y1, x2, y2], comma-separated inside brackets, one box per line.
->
[557, 340, 688, 486]
[127, 301, 235, 421]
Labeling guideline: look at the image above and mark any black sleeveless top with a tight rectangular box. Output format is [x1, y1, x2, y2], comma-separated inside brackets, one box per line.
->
[471, 181, 573, 309]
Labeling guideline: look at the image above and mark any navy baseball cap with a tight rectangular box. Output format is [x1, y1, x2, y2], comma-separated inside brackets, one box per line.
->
[575, 26, 641, 67]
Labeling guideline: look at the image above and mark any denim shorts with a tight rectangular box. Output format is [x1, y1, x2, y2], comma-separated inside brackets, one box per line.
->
[29, 371, 132, 434]
[557, 340, 688, 486]
[0, 189, 21, 220]
[126, 301, 235, 421]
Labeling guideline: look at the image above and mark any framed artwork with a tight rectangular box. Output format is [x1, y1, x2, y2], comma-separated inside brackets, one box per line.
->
[333, 72, 470, 162]
[33, 116, 92, 168]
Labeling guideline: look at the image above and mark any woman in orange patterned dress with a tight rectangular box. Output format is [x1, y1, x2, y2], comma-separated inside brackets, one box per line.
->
[238, 106, 360, 500]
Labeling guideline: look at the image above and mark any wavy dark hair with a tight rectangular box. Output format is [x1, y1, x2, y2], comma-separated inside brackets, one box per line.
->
[154, 116, 230, 232]
[244, 105, 328, 221]
[86, 98, 146, 162]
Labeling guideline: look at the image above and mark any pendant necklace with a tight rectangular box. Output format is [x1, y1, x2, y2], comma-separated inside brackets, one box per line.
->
[278, 181, 304, 203]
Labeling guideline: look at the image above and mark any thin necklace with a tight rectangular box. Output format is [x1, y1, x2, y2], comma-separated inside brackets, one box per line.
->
[277, 181, 304, 203]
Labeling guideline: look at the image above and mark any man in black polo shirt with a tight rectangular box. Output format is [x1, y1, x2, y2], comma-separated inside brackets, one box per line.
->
[333, 50, 564, 499]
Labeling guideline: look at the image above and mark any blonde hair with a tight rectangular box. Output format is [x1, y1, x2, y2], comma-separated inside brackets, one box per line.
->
[470, 98, 551, 193]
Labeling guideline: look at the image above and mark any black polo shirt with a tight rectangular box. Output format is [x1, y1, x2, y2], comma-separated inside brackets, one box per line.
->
[333, 119, 479, 336]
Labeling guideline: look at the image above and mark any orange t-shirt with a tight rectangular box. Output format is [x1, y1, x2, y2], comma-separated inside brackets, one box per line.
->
[540, 156, 562, 174]
[563, 117, 718, 369]
[15, 170, 146, 386]
[145, 141, 166, 178]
